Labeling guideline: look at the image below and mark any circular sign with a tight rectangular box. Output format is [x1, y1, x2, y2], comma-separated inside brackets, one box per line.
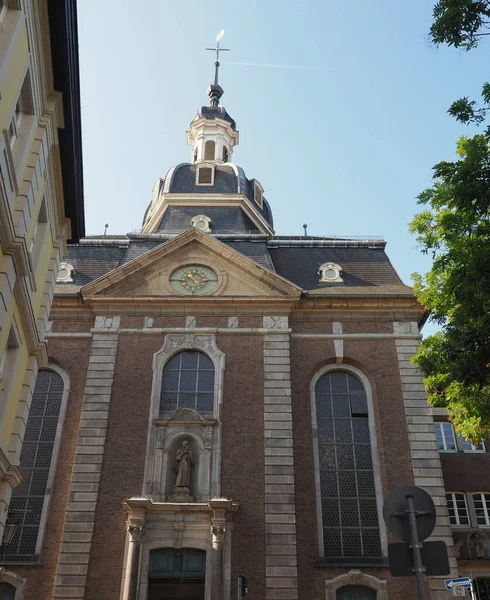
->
[383, 486, 436, 542]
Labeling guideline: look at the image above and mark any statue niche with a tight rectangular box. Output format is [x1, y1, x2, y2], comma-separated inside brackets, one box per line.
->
[169, 439, 196, 502]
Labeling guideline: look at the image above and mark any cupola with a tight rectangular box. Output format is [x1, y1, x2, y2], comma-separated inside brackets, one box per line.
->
[186, 31, 239, 165]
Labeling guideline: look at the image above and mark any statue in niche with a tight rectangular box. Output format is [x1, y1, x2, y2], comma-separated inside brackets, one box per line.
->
[169, 440, 195, 502]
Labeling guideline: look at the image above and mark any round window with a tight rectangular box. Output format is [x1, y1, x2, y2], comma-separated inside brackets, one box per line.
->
[195, 220, 208, 231]
[324, 268, 338, 280]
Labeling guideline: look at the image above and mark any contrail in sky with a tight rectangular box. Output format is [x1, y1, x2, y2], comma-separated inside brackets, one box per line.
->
[224, 60, 324, 71]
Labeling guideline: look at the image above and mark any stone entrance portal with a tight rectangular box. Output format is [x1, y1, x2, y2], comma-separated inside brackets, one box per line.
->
[148, 548, 205, 600]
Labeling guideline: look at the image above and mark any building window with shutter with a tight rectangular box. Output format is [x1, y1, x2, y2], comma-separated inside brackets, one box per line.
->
[314, 370, 381, 558]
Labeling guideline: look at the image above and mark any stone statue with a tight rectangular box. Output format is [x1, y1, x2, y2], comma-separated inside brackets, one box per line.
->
[169, 440, 195, 502]
[174, 440, 193, 487]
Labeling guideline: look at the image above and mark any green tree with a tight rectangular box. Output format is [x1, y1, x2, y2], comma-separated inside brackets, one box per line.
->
[410, 133, 490, 441]
[410, 3, 490, 441]
[430, 0, 490, 50]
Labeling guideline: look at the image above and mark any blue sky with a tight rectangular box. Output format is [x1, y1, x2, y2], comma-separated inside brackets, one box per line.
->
[77, 0, 486, 331]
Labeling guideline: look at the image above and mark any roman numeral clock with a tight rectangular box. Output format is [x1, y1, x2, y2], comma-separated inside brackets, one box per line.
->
[169, 265, 219, 295]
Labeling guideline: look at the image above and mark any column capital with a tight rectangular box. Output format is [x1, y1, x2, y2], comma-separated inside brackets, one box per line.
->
[127, 520, 146, 542]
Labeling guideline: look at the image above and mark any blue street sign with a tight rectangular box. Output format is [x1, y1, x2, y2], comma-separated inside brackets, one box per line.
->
[445, 578, 472, 591]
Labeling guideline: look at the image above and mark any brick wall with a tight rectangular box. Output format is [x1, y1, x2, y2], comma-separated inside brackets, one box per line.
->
[290, 328, 417, 599]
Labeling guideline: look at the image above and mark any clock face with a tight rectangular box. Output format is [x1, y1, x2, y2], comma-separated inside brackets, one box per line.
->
[169, 265, 218, 295]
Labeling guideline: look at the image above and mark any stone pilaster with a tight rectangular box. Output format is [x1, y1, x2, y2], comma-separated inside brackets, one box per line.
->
[52, 316, 120, 599]
[263, 317, 298, 600]
[393, 322, 457, 599]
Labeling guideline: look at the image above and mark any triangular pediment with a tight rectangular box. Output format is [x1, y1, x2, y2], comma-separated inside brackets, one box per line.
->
[81, 229, 301, 301]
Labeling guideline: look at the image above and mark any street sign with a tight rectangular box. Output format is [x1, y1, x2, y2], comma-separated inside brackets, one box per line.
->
[388, 541, 450, 577]
[452, 587, 465, 597]
[445, 578, 472, 591]
[383, 486, 436, 542]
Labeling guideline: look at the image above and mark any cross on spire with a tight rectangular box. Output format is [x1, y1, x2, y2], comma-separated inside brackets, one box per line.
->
[205, 30, 230, 107]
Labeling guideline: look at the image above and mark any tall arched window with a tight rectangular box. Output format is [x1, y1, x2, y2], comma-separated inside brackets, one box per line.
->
[7, 369, 64, 559]
[204, 140, 215, 161]
[315, 371, 380, 557]
[160, 351, 215, 415]
[222, 146, 229, 162]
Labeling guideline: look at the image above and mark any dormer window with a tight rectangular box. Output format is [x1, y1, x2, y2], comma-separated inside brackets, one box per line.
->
[196, 166, 214, 186]
[57, 262, 75, 283]
[253, 181, 264, 208]
[319, 262, 343, 283]
[204, 140, 215, 161]
[222, 146, 229, 162]
[190, 215, 211, 233]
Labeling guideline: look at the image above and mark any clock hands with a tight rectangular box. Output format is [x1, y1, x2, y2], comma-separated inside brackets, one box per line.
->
[187, 273, 202, 287]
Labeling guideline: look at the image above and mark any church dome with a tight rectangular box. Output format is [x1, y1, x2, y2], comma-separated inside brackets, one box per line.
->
[160, 162, 273, 227]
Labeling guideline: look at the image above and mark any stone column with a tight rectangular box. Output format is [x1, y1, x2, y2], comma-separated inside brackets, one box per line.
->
[53, 316, 120, 599]
[263, 317, 298, 600]
[393, 321, 457, 599]
[208, 499, 233, 600]
[124, 521, 145, 600]
[210, 522, 226, 600]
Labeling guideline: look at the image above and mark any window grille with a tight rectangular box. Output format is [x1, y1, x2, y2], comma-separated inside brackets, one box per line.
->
[7, 370, 64, 559]
[315, 371, 381, 557]
[473, 493, 490, 526]
[160, 351, 215, 415]
[446, 492, 469, 526]
[474, 578, 490, 600]
[434, 422, 457, 451]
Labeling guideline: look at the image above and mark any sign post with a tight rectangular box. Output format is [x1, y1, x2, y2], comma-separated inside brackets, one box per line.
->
[383, 486, 450, 600]
[406, 494, 426, 600]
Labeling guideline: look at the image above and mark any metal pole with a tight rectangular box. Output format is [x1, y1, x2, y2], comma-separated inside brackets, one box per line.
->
[406, 494, 427, 600]
[470, 579, 477, 600]
[237, 576, 242, 600]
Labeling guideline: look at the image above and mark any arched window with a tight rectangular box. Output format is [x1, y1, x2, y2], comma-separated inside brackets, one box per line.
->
[193, 149, 198, 163]
[222, 146, 229, 162]
[0, 582, 16, 600]
[160, 351, 215, 415]
[7, 369, 64, 559]
[337, 585, 376, 600]
[204, 140, 215, 160]
[315, 371, 381, 557]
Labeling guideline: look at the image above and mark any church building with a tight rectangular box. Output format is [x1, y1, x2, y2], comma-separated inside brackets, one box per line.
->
[2, 47, 472, 600]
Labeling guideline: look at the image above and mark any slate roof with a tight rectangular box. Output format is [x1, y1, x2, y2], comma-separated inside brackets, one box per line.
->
[56, 236, 412, 297]
[60, 243, 127, 286]
[157, 206, 259, 234]
[158, 163, 274, 228]
[268, 246, 413, 295]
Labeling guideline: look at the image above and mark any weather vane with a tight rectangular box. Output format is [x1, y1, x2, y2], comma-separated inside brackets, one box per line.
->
[205, 30, 230, 106]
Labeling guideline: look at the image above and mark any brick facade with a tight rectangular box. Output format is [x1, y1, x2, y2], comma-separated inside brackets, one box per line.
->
[4, 301, 460, 600]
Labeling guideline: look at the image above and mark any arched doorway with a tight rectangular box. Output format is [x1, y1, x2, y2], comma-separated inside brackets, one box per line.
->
[337, 585, 376, 600]
[148, 548, 205, 600]
[0, 582, 16, 600]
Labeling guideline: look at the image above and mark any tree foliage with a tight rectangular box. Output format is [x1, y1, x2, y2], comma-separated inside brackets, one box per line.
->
[410, 133, 490, 441]
[410, 2, 490, 441]
[430, 0, 490, 50]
